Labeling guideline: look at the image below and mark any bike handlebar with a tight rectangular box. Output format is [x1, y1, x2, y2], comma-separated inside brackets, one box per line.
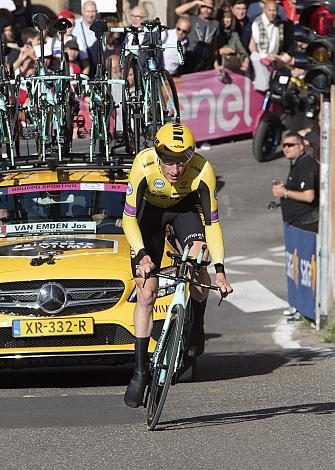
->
[141, 271, 225, 306]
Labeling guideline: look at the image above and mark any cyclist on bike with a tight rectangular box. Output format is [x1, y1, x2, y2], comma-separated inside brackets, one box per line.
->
[122, 122, 233, 408]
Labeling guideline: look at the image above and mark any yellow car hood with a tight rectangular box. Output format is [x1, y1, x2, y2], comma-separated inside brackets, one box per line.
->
[0, 234, 132, 282]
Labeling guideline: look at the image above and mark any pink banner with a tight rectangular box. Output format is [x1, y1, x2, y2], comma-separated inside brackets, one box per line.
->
[77, 69, 264, 144]
[174, 70, 264, 142]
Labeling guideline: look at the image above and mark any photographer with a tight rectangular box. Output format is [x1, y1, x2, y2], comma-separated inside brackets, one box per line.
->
[272, 133, 319, 233]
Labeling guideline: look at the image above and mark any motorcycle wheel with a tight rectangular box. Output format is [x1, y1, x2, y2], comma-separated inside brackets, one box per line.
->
[252, 116, 282, 162]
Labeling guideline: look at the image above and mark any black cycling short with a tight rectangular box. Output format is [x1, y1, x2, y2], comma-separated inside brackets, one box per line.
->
[130, 194, 206, 276]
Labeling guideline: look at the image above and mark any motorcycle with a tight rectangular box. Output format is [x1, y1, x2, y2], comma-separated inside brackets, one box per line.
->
[252, 63, 318, 162]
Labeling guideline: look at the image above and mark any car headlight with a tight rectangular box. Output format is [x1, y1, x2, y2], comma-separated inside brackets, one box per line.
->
[128, 266, 177, 302]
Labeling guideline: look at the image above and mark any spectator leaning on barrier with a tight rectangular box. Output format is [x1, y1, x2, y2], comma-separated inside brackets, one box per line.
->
[272, 133, 319, 233]
[175, 0, 220, 73]
[249, 0, 290, 92]
[162, 16, 192, 76]
[230, 0, 252, 53]
[215, 7, 250, 81]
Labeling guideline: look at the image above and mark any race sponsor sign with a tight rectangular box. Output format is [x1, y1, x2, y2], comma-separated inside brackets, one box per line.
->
[284, 223, 316, 320]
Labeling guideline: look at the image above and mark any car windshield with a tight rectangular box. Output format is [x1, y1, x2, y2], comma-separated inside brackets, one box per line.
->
[0, 182, 127, 237]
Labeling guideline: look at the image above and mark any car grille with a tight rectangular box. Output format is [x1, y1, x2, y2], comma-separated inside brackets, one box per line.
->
[0, 320, 164, 349]
[0, 280, 125, 316]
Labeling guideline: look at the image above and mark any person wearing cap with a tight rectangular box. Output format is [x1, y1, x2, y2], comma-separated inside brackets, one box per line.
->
[50, 10, 89, 74]
[122, 122, 233, 408]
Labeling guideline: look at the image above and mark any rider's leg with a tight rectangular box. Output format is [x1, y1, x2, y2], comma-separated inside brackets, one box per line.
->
[188, 242, 211, 356]
[124, 277, 158, 408]
[125, 202, 164, 408]
[170, 200, 210, 356]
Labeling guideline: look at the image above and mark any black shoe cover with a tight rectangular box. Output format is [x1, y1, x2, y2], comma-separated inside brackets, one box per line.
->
[124, 371, 149, 408]
[188, 324, 205, 356]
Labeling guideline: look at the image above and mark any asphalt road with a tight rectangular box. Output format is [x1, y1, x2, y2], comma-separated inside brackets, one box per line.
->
[1, 138, 335, 470]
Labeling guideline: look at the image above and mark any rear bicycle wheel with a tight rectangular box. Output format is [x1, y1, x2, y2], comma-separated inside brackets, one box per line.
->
[122, 53, 143, 155]
[146, 304, 185, 431]
[143, 71, 158, 147]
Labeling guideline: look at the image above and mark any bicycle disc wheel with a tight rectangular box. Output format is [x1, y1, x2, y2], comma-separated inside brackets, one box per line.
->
[122, 53, 143, 155]
[147, 304, 185, 431]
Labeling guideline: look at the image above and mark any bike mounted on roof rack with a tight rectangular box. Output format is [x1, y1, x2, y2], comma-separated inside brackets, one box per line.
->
[0, 14, 128, 167]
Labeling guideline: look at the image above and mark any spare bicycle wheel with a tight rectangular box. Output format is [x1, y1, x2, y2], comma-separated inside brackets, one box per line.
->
[122, 53, 144, 155]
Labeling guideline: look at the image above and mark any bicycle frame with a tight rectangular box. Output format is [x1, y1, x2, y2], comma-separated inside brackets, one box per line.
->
[113, 20, 182, 152]
[24, 71, 79, 161]
[0, 37, 20, 165]
[150, 243, 206, 382]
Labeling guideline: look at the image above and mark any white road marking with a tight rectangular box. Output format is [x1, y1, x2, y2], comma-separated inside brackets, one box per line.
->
[231, 257, 285, 267]
[272, 317, 301, 349]
[268, 246, 285, 252]
[225, 256, 247, 263]
[224, 280, 288, 313]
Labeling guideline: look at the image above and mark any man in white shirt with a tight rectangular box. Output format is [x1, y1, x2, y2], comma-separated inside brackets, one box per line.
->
[163, 17, 192, 76]
[73, 0, 98, 75]
[249, 0, 288, 91]
[81, 0, 117, 19]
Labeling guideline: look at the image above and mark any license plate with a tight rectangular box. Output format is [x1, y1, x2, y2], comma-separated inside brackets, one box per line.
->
[12, 317, 94, 338]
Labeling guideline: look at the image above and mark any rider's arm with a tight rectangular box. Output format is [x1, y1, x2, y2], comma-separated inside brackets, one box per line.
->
[197, 161, 225, 273]
[122, 155, 148, 259]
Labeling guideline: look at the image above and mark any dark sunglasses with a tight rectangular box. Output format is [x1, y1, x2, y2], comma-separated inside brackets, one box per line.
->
[177, 27, 190, 34]
[283, 142, 299, 148]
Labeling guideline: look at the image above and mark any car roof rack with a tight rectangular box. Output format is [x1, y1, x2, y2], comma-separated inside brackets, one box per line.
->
[0, 152, 134, 177]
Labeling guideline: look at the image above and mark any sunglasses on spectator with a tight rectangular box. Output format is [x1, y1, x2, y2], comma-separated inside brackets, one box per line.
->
[200, 5, 214, 9]
[177, 27, 191, 34]
[283, 142, 299, 148]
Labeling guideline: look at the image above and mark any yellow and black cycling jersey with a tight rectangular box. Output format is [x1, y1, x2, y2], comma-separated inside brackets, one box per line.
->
[122, 147, 225, 266]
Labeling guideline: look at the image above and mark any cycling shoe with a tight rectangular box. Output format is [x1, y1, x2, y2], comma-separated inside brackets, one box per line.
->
[124, 371, 149, 408]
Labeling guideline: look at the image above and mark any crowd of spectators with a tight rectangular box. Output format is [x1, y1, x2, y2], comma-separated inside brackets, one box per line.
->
[0, 0, 301, 92]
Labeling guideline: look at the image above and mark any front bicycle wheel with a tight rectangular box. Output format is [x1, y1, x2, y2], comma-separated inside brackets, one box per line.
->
[147, 304, 185, 431]
[158, 69, 180, 124]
